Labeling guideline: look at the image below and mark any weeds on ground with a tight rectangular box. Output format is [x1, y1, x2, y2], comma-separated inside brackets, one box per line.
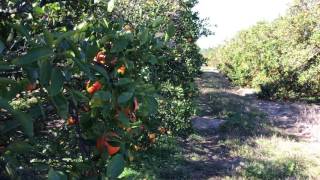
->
[224, 136, 320, 179]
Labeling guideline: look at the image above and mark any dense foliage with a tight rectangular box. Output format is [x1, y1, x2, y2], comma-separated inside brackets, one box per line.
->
[0, 0, 208, 179]
[207, 0, 320, 100]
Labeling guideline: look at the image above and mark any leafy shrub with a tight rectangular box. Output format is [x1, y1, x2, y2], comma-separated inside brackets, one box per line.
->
[207, 0, 320, 100]
[0, 0, 208, 178]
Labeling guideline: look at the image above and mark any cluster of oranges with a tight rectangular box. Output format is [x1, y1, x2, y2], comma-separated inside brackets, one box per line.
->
[68, 51, 136, 156]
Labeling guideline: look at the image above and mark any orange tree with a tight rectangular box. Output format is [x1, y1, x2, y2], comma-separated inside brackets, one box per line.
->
[116, 0, 210, 135]
[0, 0, 208, 179]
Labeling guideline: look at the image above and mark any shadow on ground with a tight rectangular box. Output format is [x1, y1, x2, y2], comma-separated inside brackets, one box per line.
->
[167, 70, 320, 179]
[124, 70, 320, 179]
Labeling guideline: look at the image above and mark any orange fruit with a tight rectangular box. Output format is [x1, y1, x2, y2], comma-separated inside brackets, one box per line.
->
[95, 51, 106, 64]
[96, 135, 120, 156]
[86, 81, 102, 94]
[123, 25, 133, 32]
[148, 133, 156, 139]
[158, 127, 166, 134]
[117, 65, 126, 75]
[67, 116, 77, 125]
[26, 83, 37, 91]
[105, 142, 120, 156]
[96, 136, 107, 153]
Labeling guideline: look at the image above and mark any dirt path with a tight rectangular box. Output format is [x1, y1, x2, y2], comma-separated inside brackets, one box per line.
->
[178, 67, 320, 179]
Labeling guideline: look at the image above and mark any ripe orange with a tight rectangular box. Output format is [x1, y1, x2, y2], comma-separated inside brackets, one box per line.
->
[158, 127, 166, 134]
[105, 142, 120, 156]
[123, 24, 133, 32]
[67, 116, 77, 125]
[26, 83, 37, 92]
[117, 65, 126, 75]
[95, 51, 106, 64]
[148, 133, 156, 139]
[86, 81, 102, 94]
[96, 135, 120, 156]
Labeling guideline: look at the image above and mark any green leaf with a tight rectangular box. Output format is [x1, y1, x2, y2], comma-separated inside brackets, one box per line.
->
[0, 119, 20, 135]
[39, 59, 51, 86]
[0, 77, 17, 85]
[51, 94, 69, 119]
[13, 111, 34, 137]
[50, 68, 64, 96]
[166, 22, 175, 38]
[33, 7, 45, 15]
[114, 78, 132, 86]
[107, 0, 116, 12]
[153, 17, 163, 27]
[139, 29, 150, 45]
[0, 65, 14, 70]
[106, 154, 125, 178]
[111, 38, 129, 53]
[117, 92, 133, 104]
[118, 112, 130, 127]
[0, 40, 5, 53]
[13, 47, 52, 65]
[74, 59, 93, 79]
[7, 141, 34, 154]
[44, 31, 54, 46]
[71, 90, 89, 102]
[149, 55, 157, 65]
[0, 97, 34, 137]
[90, 91, 111, 108]
[11, 24, 30, 38]
[91, 65, 110, 83]
[48, 168, 67, 180]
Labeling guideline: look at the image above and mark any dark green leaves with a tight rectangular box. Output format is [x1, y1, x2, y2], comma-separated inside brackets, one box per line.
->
[0, 40, 5, 53]
[0, 77, 17, 85]
[118, 112, 130, 127]
[39, 59, 51, 86]
[106, 154, 125, 178]
[51, 94, 69, 119]
[7, 141, 34, 154]
[139, 29, 150, 45]
[165, 22, 176, 41]
[13, 47, 53, 65]
[50, 68, 64, 96]
[48, 169, 67, 180]
[111, 38, 129, 53]
[13, 111, 34, 137]
[90, 91, 111, 108]
[117, 92, 133, 104]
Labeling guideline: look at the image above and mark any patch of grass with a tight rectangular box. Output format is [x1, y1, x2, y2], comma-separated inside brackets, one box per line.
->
[229, 136, 320, 179]
[120, 135, 189, 179]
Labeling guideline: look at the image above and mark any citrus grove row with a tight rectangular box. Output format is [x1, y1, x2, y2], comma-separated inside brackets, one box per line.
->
[0, 0, 209, 179]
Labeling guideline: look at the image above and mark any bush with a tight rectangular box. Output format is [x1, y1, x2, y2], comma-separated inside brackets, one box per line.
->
[0, 0, 208, 178]
[207, 0, 320, 100]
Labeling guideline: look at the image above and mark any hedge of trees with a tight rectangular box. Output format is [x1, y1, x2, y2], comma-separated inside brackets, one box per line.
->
[0, 0, 209, 178]
[207, 0, 320, 100]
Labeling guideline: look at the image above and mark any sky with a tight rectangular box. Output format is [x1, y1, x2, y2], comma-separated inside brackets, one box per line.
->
[194, 0, 292, 49]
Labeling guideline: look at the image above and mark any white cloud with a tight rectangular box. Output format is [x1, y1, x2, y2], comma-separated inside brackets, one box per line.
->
[194, 0, 292, 49]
